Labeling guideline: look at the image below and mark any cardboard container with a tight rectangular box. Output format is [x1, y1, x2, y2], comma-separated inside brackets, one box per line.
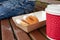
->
[12, 11, 46, 33]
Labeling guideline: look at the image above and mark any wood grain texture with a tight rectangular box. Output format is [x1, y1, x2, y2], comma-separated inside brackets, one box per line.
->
[29, 30, 46, 40]
[40, 27, 46, 34]
[1, 19, 15, 40]
[0, 21, 1, 40]
[39, 27, 49, 39]
[10, 19, 31, 40]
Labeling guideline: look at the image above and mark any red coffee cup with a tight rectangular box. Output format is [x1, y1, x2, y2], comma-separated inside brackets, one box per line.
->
[45, 4, 60, 39]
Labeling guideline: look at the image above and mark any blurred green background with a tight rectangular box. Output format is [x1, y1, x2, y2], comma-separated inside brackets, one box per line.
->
[34, 0, 47, 12]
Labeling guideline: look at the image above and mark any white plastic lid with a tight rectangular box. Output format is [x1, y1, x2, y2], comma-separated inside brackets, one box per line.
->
[45, 4, 60, 15]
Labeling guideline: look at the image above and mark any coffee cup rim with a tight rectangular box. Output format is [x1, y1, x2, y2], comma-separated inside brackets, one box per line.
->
[45, 4, 60, 15]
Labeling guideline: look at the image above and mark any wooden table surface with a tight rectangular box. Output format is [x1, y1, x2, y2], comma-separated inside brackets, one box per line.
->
[0, 18, 49, 40]
[0, 1, 50, 40]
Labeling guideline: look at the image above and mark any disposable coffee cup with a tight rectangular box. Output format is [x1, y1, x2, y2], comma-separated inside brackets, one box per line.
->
[45, 4, 60, 39]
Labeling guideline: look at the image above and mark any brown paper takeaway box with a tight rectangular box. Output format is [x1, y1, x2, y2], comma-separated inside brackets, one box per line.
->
[12, 11, 46, 33]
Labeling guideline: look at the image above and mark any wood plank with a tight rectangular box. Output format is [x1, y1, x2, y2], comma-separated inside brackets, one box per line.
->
[0, 21, 1, 40]
[10, 19, 31, 40]
[1, 19, 15, 40]
[29, 30, 47, 40]
[40, 27, 46, 35]
[39, 27, 49, 39]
